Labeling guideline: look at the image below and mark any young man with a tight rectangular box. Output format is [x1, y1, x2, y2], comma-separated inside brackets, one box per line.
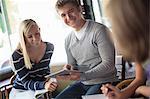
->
[55, 0, 118, 98]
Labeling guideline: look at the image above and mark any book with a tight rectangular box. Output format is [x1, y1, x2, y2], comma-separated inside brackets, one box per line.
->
[82, 94, 106, 99]
[34, 89, 48, 99]
[82, 94, 146, 99]
[34, 78, 57, 98]
[45, 69, 70, 78]
[45, 69, 82, 78]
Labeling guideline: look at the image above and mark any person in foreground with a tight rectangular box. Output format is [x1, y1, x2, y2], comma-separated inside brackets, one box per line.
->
[55, 0, 118, 98]
[101, 0, 150, 98]
[9, 19, 57, 99]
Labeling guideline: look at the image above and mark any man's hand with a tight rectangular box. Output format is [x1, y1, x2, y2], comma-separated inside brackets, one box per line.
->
[63, 64, 73, 70]
[56, 70, 81, 81]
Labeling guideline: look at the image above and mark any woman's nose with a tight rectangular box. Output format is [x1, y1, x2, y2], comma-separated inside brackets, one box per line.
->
[32, 36, 37, 41]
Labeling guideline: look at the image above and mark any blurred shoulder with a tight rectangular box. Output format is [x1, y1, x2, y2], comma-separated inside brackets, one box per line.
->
[45, 42, 54, 51]
[12, 49, 23, 60]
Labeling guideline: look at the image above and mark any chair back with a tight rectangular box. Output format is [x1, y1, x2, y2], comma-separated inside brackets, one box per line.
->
[0, 74, 16, 99]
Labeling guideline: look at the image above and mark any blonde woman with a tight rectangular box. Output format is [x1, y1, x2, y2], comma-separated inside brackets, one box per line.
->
[9, 19, 57, 99]
[101, 0, 150, 98]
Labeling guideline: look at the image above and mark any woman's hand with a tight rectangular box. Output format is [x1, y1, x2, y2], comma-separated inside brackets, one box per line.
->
[101, 84, 125, 99]
[135, 86, 150, 97]
[44, 79, 57, 92]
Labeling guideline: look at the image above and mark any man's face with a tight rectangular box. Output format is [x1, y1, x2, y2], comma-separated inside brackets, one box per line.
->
[57, 3, 82, 29]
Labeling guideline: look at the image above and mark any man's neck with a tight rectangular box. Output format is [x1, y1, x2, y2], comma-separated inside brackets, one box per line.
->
[75, 19, 86, 31]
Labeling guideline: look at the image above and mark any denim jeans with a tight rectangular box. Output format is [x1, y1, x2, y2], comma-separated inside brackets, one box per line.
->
[55, 81, 101, 99]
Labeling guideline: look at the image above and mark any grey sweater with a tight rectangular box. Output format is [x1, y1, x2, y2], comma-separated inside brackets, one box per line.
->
[65, 20, 118, 85]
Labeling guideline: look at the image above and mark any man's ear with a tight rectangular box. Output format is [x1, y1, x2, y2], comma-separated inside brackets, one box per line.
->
[79, 5, 84, 14]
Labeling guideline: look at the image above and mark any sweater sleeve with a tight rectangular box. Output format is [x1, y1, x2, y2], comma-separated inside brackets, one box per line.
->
[80, 25, 117, 80]
[65, 34, 77, 67]
[16, 67, 45, 90]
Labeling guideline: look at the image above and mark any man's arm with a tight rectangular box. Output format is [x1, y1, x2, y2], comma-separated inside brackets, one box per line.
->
[80, 25, 116, 80]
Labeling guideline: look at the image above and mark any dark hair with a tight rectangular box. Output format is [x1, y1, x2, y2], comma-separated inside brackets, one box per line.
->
[55, 0, 80, 10]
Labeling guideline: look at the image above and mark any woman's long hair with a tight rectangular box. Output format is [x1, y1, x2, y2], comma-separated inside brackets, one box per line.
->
[106, 0, 149, 63]
[17, 19, 37, 69]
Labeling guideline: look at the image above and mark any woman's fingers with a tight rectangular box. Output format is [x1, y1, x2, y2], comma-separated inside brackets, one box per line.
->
[45, 80, 58, 91]
[101, 84, 111, 96]
[46, 82, 57, 91]
[101, 84, 121, 99]
[105, 84, 119, 92]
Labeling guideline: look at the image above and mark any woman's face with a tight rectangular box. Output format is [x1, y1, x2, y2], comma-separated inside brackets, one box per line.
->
[57, 3, 83, 30]
[24, 24, 42, 47]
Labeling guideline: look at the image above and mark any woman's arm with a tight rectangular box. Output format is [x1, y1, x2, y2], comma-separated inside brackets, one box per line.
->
[120, 63, 146, 97]
[135, 86, 150, 97]
[12, 50, 49, 91]
[101, 63, 146, 99]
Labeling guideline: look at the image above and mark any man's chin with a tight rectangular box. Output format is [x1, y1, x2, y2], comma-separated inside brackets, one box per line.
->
[67, 23, 76, 27]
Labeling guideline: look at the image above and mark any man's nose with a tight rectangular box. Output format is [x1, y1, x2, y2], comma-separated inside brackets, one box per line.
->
[66, 14, 72, 20]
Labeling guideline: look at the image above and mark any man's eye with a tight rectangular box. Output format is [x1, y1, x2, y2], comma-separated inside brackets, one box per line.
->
[69, 9, 74, 13]
[61, 14, 65, 17]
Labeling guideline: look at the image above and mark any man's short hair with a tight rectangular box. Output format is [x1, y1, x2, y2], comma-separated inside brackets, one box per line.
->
[55, 0, 80, 9]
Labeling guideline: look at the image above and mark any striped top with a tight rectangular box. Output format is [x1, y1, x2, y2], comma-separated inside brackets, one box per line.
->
[12, 42, 54, 91]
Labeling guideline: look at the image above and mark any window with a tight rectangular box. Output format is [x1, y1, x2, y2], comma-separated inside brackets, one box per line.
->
[0, 0, 75, 71]
[0, 0, 12, 70]
[1, 0, 109, 70]
[92, 0, 111, 28]
[0, 0, 114, 80]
